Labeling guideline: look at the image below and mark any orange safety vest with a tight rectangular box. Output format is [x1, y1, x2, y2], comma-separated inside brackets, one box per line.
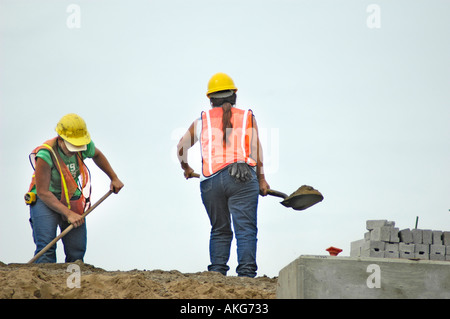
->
[200, 107, 257, 177]
[27, 137, 91, 215]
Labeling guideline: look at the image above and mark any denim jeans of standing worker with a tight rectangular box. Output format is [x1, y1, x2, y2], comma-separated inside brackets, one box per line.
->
[29, 197, 87, 263]
[200, 167, 260, 278]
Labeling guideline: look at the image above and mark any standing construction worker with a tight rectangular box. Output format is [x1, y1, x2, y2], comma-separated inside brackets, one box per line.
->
[26, 113, 124, 263]
[177, 73, 270, 277]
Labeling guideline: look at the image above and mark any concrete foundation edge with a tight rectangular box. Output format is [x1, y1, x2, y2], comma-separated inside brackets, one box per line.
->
[276, 255, 450, 299]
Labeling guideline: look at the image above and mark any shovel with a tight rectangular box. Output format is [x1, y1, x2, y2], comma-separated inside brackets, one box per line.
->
[266, 186, 324, 211]
[189, 173, 323, 211]
[28, 190, 113, 264]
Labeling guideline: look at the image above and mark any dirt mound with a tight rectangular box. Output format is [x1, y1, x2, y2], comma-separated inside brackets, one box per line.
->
[0, 261, 277, 299]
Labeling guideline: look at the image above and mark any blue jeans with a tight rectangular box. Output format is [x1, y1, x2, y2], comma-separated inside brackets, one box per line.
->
[29, 197, 87, 263]
[200, 167, 260, 277]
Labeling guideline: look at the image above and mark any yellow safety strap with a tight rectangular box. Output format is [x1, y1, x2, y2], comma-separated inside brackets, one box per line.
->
[42, 143, 71, 209]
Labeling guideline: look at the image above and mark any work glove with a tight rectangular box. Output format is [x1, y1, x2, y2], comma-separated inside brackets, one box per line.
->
[228, 162, 253, 183]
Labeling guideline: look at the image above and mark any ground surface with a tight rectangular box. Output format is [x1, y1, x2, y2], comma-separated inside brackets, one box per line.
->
[0, 261, 277, 299]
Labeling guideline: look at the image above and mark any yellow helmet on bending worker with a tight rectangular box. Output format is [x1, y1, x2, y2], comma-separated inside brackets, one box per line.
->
[55, 113, 91, 150]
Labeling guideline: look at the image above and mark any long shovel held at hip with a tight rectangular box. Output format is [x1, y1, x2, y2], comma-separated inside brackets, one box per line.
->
[189, 173, 323, 211]
[28, 190, 114, 264]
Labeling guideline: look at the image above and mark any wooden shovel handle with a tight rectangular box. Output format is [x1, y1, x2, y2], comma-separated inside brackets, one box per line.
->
[266, 189, 288, 199]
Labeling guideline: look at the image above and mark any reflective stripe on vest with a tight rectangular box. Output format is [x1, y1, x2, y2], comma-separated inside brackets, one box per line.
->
[200, 107, 257, 177]
[27, 137, 90, 211]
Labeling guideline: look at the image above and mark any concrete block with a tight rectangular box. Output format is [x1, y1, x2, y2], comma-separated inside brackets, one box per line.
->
[350, 239, 366, 257]
[443, 232, 450, 245]
[399, 243, 415, 259]
[366, 220, 387, 230]
[422, 230, 433, 245]
[384, 251, 399, 258]
[384, 243, 399, 258]
[364, 232, 371, 241]
[430, 254, 445, 261]
[361, 241, 385, 258]
[433, 231, 443, 245]
[415, 244, 430, 260]
[370, 226, 391, 242]
[390, 227, 400, 243]
[385, 243, 399, 252]
[386, 220, 396, 227]
[399, 252, 412, 258]
[447, 246, 450, 256]
[277, 255, 450, 299]
[430, 245, 446, 261]
[399, 242, 415, 253]
[412, 229, 422, 244]
[430, 244, 445, 255]
[399, 248, 415, 259]
[399, 228, 413, 243]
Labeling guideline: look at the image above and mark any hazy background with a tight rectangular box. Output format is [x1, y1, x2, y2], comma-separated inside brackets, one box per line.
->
[1, 0, 449, 277]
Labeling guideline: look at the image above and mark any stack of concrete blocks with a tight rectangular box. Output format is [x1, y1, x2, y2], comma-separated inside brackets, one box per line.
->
[350, 220, 450, 261]
[398, 228, 450, 261]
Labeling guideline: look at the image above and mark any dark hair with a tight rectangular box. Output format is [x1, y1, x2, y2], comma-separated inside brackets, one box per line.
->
[210, 93, 237, 146]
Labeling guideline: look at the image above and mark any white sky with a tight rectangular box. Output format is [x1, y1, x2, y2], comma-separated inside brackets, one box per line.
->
[1, 0, 449, 278]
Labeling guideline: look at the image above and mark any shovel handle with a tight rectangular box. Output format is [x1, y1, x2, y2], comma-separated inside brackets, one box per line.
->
[27, 190, 114, 264]
[266, 189, 288, 199]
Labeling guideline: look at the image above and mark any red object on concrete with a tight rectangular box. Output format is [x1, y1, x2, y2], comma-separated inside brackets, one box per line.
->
[326, 246, 343, 256]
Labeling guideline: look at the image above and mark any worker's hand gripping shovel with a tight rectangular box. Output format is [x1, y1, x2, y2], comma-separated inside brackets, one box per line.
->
[188, 172, 323, 211]
[28, 190, 114, 264]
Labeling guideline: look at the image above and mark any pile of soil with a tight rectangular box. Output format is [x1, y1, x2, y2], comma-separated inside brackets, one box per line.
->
[0, 261, 277, 299]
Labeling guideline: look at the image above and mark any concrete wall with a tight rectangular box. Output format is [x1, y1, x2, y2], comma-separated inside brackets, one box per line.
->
[277, 255, 450, 299]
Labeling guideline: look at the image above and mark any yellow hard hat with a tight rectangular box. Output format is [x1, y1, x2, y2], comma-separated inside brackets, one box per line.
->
[206, 72, 238, 97]
[55, 113, 91, 146]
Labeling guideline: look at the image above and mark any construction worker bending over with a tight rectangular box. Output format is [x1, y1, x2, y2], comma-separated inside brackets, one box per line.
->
[177, 73, 270, 278]
[26, 113, 124, 263]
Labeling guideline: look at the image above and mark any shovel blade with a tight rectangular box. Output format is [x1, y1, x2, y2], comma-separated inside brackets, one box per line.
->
[280, 185, 324, 211]
[281, 194, 323, 210]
